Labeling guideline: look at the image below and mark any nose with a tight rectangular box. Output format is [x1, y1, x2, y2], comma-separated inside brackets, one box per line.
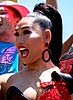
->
[18, 37, 25, 43]
[16, 36, 25, 44]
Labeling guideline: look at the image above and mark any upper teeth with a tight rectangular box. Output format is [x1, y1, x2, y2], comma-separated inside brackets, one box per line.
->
[20, 48, 26, 51]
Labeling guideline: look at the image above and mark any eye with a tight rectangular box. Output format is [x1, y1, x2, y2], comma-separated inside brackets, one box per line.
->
[14, 32, 19, 36]
[23, 30, 31, 35]
[0, 11, 8, 15]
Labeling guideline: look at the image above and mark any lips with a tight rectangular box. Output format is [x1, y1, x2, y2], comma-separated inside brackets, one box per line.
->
[18, 46, 29, 58]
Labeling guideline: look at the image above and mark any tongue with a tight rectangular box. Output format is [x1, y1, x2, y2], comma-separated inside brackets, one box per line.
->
[21, 49, 29, 58]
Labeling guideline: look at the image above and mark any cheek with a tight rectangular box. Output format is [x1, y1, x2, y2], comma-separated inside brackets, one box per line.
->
[5, 13, 14, 22]
[29, 32, 43, 49]
[15, 38, 20, 45]
[5, 14, 9, 18]
[0, 14, 8, 18]
[29, 37, 43, 53]
[30, 32, 40, 38]
[28, 38, 42, 63]
[2, 14, 11, 20]
[8, 16, 14, 23]
[3, 15, 14, 26]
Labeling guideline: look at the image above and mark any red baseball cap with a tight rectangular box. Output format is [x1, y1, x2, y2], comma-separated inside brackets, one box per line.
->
[0, 1, 29, 18]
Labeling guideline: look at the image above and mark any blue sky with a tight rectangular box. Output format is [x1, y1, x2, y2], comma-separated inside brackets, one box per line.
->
[18, 0, 73, 42]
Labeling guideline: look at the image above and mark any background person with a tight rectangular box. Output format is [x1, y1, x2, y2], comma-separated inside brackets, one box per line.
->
[0, 1, 29, 99]
[0, 1, 29, 75]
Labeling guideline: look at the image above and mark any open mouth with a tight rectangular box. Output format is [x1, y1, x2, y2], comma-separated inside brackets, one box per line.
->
[18, 46, 29, 58]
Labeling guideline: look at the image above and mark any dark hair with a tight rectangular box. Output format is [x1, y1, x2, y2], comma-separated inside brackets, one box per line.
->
[26, 12, 52, 30]
[33, 3, 62, 66]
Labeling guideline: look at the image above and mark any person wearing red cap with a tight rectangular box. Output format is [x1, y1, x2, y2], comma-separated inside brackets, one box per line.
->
[0, 1, 29, 75]
[0, 1, 29, 99]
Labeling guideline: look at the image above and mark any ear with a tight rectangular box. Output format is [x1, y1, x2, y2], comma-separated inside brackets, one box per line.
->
[43, 29, 52, 44]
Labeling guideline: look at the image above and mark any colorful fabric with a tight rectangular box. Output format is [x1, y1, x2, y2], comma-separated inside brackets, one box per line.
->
[38, 79, 71, 100]
[59, 48, 73, 76]
[6, 72, 71, 100]
[0, 41, 18, 75]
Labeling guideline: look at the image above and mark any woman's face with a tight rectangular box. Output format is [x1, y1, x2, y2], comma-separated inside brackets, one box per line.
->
[15, 17, 45, 64]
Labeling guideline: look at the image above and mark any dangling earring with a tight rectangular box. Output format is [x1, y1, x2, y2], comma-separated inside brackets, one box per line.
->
[42, 43, 51, 62]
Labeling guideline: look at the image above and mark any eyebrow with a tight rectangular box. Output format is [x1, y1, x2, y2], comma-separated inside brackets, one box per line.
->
[21, 26, 30, 30]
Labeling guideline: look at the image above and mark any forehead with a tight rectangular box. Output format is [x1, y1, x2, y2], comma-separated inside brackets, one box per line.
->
[0, 6, 14, 14]
[16, 17, 36, 29]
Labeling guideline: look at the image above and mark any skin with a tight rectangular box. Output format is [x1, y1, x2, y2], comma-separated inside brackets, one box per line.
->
[0, 6, 23, 70]
[0, 73, 14, 100]
[5, 16, 60, 100]
[46, 0, 58, 9]
[15, 17, 45, 65]
[62, 34, 73, 54]
[0, 6, 18, 42]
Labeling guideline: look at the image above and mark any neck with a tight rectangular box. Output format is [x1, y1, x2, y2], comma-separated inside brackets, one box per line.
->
[26, 58, 56, 71]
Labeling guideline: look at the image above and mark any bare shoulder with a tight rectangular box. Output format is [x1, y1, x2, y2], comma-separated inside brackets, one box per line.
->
[0, 73, 14, 84]
[0, 73, 14, 100]
[6, 71, 22, 89]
